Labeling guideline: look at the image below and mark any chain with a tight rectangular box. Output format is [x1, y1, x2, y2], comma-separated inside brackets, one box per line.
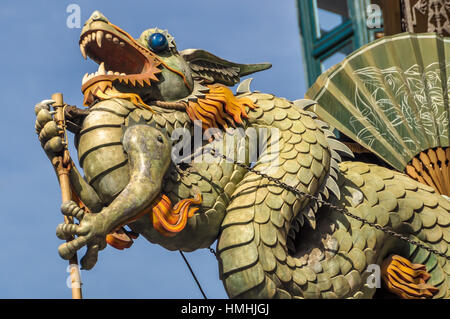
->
[206, 148, 450, 261]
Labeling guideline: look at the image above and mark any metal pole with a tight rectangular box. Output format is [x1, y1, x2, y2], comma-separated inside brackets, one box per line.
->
[51, 93, 83, 299]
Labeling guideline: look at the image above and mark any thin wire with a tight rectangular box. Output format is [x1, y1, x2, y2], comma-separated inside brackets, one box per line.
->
[179, 251, 208, 299]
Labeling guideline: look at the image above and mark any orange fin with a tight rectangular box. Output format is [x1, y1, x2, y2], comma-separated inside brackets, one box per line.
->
[151, 193, 202, 237]
[106, 227, 136, 250]
[381, 255, 439, 299]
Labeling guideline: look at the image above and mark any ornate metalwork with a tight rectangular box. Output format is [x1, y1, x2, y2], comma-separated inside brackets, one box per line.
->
[402, 0, 450, 36]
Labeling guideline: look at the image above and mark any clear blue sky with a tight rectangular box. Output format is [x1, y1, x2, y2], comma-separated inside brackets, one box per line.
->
[0, 0, 309, 298]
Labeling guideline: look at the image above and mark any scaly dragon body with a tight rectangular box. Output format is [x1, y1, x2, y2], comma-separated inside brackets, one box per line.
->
[34, 11, 449, 298]
[70, 93, 450, 298]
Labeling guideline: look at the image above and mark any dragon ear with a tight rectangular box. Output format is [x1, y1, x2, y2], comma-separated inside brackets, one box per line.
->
[180, 49, 271, 86]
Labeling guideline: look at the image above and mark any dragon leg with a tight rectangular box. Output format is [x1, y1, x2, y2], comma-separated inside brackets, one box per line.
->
[56, 123, 173, 269]
[68, 164, 103, 213]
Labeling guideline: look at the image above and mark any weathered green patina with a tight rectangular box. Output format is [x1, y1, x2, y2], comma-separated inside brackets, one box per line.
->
[34, 11, 449, 299]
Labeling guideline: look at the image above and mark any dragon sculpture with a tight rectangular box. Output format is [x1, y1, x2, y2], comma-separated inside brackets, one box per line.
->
[34, 11, 449, 299]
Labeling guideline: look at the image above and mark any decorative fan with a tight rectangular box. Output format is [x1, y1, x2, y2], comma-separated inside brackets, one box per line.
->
[306, 33, 450, 195]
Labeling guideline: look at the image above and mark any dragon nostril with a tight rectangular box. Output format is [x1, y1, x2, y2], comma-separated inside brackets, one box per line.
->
[89, 10, 108, 23]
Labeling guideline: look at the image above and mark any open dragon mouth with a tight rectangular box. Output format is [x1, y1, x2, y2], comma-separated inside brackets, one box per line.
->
[79, 18, 162, 106]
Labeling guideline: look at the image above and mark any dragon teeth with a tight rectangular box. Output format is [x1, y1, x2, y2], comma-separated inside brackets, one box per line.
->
[96, 31, 103, 48]
[82, 73, 89, 85]
[81, 68, 129, 85]
[80, 30, 126, 60]
[80, 45, 87, 59]
[98, 62, 106, 75]
[82, 72, 97, 85]
[79, 31, 131, 82]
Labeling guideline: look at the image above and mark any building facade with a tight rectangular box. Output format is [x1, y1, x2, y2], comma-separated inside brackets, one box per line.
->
[297, 0, 450, 86]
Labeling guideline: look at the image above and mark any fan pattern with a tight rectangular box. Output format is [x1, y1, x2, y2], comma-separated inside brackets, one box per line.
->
[306, 33, 449, 170]
[351, 62, 449, 157]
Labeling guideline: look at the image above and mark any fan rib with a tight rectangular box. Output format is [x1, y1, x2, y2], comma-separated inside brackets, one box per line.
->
[406, 147, 450, 196]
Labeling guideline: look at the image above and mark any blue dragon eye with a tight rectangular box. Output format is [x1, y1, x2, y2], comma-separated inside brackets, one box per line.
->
[148, 33, 168, 52]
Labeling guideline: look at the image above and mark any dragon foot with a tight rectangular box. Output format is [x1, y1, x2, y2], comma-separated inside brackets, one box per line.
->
[57, 201, 107, 270]
[381, 255, 438, 299]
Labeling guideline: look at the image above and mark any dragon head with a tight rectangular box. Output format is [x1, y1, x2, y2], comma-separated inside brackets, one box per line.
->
[79, 11, 271, 111]
[79, 11, 273, 248]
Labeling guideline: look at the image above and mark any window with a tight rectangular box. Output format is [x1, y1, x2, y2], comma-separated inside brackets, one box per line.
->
[315, 0, 350, 37]
[297, 0, 382, 86]
[321, 40, 353, 72]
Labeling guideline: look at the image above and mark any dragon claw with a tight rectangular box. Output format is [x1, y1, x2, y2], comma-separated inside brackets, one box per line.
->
[39, 121, 59, 143]
[34, 98, 65, 158]
[57, 201, 107, 267]
[58, 236, 89, 260]
[43, 136, 64, 154]
[61, 201, 86, 221]
[34, 99, 55, 115]
[36, 109, 53, 127]
[56, 223, 81, 240]
[80, 244, 100, 270]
